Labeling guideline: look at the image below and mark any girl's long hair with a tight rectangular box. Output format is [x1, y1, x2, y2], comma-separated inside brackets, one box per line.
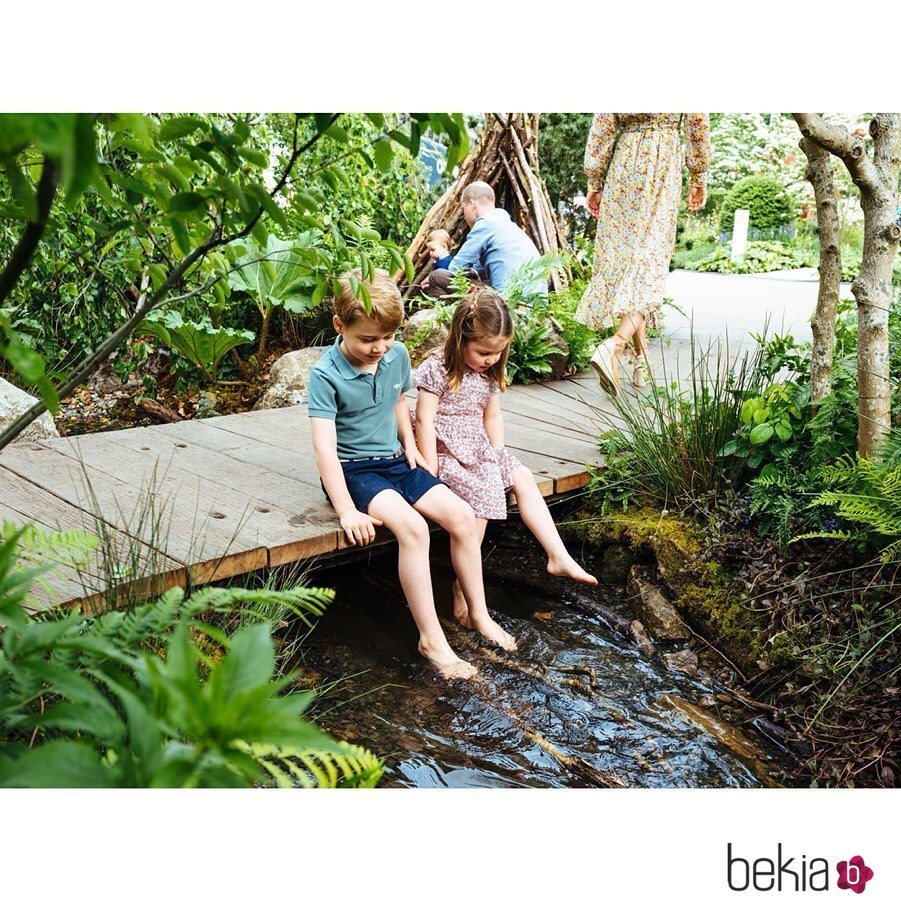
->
[443, 286, 514, 393]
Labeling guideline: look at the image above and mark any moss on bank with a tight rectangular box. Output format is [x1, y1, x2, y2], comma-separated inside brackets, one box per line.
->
[562, 506, 786, 673]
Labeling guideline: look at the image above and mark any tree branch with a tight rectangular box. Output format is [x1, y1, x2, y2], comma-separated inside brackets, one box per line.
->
[792, 113, 878, 194]
[0, 157, 59, 304]
[0, 114, 338, 452]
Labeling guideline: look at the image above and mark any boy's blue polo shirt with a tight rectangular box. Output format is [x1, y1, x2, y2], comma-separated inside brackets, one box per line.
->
[307, 337, 412, 460]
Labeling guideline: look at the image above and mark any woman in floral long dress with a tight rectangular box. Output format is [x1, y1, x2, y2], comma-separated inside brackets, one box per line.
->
[576, 113, 711, 392]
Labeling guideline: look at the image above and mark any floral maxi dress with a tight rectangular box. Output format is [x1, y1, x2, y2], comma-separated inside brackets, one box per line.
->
[416, 352, 520, 520]
[576, 113, 711, 332]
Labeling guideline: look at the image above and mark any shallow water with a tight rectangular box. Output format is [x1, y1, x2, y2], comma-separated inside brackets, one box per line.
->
[301, 541, 786, 788]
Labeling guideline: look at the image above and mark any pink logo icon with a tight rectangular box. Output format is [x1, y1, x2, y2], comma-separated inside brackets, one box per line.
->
[836, 856, 874, 894]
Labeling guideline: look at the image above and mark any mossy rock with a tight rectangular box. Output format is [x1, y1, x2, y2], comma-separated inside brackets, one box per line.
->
[561, 507, 774, 673]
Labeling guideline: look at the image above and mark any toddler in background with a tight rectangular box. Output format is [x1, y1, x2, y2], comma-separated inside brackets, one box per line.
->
[426, 228, 454, 270]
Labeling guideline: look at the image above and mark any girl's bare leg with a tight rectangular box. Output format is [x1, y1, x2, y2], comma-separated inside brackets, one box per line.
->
[511, 467, 598, 585]
[452, 517, 488, 626]
[414, 485, 516, 651]
[367, 489, 477, 679]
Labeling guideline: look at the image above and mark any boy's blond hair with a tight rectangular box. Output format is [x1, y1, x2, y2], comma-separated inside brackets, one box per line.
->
[334, 269, 405, 331]
[427, 228, 451, 247]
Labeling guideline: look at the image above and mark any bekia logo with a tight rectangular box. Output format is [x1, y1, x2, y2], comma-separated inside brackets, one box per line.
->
[727, 844, 875, 893]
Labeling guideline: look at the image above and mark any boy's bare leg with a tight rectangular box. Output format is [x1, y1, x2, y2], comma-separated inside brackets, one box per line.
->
[367, 489, 477, 680]
[452, 517, 488, 626]
[510, 467, 598, 585]
[414, 485, 517, 651]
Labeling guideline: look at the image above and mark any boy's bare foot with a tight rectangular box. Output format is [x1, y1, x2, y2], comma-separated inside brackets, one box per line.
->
[452, 578, 473, 628]
[418, 639, 478, 680]
[470, 614, 518, 652]
[548, 554, 598, 586]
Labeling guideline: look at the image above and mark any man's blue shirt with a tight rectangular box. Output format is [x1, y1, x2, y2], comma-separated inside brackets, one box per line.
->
[449, 208, 546, 295]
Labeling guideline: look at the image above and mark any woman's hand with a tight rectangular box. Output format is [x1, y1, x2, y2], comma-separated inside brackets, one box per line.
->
[339, 509, 383, 546]
[687, 183, 707, 212]
[586, 190, 602, 219]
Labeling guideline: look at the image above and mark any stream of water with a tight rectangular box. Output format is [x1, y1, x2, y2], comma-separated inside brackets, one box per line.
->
[300, 538, 787, 788]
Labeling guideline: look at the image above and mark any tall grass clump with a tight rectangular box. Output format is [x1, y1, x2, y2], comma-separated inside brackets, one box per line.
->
[590, 334, 773, 513]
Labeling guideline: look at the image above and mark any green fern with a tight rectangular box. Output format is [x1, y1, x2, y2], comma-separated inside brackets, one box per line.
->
[241, 740, 384, 788]
[503, 251, 570, 305]
[0, 528, 380, 788]
[797, 457, 901, 562]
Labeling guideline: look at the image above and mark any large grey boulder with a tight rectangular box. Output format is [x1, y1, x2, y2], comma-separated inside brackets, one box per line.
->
[0, 377, 60, 443]
[254, 347, 326, 410]
[399, 308, 449, 361]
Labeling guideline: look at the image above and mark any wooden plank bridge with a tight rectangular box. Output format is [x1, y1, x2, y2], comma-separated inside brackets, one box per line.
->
[1, 369, 630, 613]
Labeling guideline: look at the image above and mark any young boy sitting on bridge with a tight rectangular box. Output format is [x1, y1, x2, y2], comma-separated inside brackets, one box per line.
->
[307, 270, 515, 679]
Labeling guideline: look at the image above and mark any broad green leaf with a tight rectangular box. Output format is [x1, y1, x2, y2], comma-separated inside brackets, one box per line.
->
[749, 423, 775, 445]
[325, 124, 349, 143]
[169, 191, 206, 213]
[159, 116, 207, 141]
[227, 235, 318, 318]
[137, 310, 254, 382]
[0, 740, 115, 788]
[373, 138, 393, 172]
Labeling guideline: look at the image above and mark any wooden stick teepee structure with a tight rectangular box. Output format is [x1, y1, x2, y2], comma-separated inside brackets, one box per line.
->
[403, 113, 570, 292]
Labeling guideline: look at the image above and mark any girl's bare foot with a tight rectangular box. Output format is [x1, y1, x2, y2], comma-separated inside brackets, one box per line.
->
[418, 639, 478, 680]
[470, 614, 518, 652]
[548, 554, 598, 586]
[452, 578, 473, 628]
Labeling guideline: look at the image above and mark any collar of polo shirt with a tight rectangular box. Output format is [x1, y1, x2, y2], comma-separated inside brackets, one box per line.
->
[329, 335, 398, 379]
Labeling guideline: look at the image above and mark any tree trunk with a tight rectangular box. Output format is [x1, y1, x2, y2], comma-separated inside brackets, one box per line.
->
[799, 137, 841, 408]
[402, 114, 570, 292]
[793, 113, 901, 457]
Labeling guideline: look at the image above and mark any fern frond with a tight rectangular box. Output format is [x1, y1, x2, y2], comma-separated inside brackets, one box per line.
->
[240, 740, 384, 788]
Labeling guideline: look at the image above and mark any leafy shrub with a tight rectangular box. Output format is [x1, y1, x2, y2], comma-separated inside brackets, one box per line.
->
[719, 175, 798, 234]
[137, 310, 254, 384]
[547, 279, 595, 372]
[0, 529, 382, 788]
[687, 240, 810, 274]
[506, 310, 560, 384]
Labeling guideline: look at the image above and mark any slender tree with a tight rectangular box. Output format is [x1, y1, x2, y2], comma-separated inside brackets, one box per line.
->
[798, 136, 841, 409]
[793, 114, 901, 457]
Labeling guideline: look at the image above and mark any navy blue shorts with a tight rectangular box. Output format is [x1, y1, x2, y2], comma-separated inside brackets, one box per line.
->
[322, 453, 445, 513]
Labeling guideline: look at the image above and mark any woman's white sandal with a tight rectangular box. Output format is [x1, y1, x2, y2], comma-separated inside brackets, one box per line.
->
[590, 337, 624, 395]
[632, 354, 651, 388]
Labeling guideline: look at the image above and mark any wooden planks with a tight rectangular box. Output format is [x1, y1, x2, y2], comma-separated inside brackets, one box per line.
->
[2, 378, 610, 610]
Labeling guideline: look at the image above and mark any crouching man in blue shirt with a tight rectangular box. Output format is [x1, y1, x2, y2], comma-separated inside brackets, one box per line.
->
[422, 181, 547, 299]
[308, 270, 516, 679]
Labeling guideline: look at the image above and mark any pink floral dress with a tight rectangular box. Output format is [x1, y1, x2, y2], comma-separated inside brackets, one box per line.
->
[416, 351, 521, 520]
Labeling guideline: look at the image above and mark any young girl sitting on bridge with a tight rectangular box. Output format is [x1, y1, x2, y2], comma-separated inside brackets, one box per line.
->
[415, 287, 597, 628]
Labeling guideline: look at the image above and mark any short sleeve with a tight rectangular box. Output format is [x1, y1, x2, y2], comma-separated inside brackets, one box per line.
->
[398, 343, 413, 393]
[416, 354, 447, 397]
[487, 378, 500, 397]
[306, 367, 337, 419]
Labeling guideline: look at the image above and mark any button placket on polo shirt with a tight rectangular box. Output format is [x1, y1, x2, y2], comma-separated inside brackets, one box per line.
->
[373, 357, 388, 403]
